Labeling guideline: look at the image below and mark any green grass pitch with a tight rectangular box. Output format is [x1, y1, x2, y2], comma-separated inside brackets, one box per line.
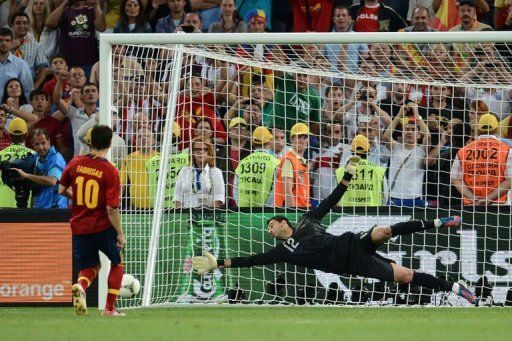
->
[2, 307, 511, 340]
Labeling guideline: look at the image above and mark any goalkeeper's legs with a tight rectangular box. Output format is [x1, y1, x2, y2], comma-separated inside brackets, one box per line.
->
[391, 263, 476, 305]
[369, 216, 462, 246]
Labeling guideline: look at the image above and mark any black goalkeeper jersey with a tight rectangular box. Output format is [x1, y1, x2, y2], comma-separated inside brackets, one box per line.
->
[230, 173, 354, 275]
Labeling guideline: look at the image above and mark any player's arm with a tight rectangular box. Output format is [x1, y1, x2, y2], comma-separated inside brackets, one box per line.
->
[58, 184, 73, 199]
[307, 155, 359, 221]
[106, 168, 126, 248]
[192, 247, 282, 275]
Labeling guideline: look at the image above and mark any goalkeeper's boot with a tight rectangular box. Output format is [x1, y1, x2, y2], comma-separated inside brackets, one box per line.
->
[72, 283, 88, 315]
[439, 215, 462, 228]
[455, 280, 477, 305]
[102, 309, 126, 317]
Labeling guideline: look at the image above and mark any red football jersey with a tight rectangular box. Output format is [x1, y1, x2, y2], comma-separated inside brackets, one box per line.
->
[60, 154, 121, 235]
[354, 5, 380, 32]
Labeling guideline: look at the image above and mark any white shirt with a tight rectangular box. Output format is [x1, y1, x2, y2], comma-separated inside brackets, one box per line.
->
[466, 88, 512, 120]
[173, 165, 225, 208]
[388, 143, 427, 199]
[311, 143, 350, 202]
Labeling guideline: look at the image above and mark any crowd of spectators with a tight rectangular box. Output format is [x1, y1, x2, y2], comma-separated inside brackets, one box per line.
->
[1, 0, 512, 210]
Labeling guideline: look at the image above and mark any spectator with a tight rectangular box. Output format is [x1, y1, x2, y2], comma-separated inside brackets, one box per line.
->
[26, 0, 58, 60]
[175, 11, 203, 32]
[208, 0, 246, 32]
[322, 5, 369, 73]
[0, 107, 10, 150]
[2, 78, 34, 128]
[419, 85, 464, 123]
[190, 0, 221, 32]
[350, 0, 407, 32]
[449, 0, 493, 31]
[379, 83, 414, 119]
[9, 12, 48, 89]
[321, 85, 345, 123]
[54, 81, 99, 156]
[271, 126, 286, 157]
[245, 8, 267, 33]
[75, 112, 128, 167]
[336, 84, 391, 140]
[234, 126, 279, 207]
[146, 122, 188, 208]
[451, 113, 512, 205]
[194, 117, 214, 140]
[225, 98, 263, 132]
[0, 28, 33, 101]
[311, 120, 349, 203]
[352, 115, 390, 167]
[438, 120, 471, 206]
[176, 75, 227, 148]
[406, 0, 435, 21]
[216, 117, 250, 207]
[18, 90, 65, 153]
[42, 53, 68, 102]
[46, 0, 107, 77]
[433, 0, 490, 22]
[265, 68, 321, 136]
[236, 0, 271, 30]
[424, 43, 458, 80]
[398, 6, 436, 68]
[174, 136, 225, 208]
[494, 0, 512, 30]
[289, 0, 334, 32]
[155, 0, 187, 33]
[383, 102, 436, 207]
[0, 117, 35, 207]
[336, 134, 387, 206]
[11, 127, 68, 208]
[274, 122, 311, 208]
[114, 0, 152, 33]
[467, 99, 489, 138]
[120, 127, 159, 209]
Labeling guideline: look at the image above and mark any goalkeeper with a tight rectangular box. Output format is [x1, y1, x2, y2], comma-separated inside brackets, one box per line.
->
[193, 156, 477, 304]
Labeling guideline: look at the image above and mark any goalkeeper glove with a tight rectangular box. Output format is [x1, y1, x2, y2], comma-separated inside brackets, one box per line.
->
[192, 251, 218, 275]
[345, 155, 361, 175]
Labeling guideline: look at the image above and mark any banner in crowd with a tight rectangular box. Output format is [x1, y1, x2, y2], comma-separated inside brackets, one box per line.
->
[0, 222, 72, 303]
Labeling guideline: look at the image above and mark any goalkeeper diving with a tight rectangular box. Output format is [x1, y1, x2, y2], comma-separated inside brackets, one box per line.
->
[193, 156, 477, 304]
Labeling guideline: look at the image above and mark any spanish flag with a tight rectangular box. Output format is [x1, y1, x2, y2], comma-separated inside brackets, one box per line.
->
[430, 0, 459, 31]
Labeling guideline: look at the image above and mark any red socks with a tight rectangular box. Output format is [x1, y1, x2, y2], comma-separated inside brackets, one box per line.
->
[105, 263, 124, 311]
[77, 267, 98, 291]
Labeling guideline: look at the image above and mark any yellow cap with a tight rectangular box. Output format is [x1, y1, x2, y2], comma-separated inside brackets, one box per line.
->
[228, 117, 247, 130]
[252, 126, 273, 144]
[351, 134, 370, 153]
[8, 118, 28, 135]
[85, 128, 92, 145]
[173, 121, 181, 138]
[478, 113, 498, 132]
[290, 123, 311, 137]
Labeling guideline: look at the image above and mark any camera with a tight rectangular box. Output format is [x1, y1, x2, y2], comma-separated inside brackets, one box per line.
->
[359, 90, 368, 101]
[0, 154, 36, 208]
[181, 25, 195, 33]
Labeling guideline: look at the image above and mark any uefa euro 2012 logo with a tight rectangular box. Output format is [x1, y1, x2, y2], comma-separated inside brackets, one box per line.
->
[71, 14, 89, 31]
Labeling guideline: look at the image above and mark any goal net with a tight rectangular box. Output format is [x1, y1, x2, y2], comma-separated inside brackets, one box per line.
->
[99, 32, 512, 307]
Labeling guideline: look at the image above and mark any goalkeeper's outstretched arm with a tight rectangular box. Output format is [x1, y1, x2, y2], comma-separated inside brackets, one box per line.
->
[307, 155, 359, 221]
[193, 248, 283, 275]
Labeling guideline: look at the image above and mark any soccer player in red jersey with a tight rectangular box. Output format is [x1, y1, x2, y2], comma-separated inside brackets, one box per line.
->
[59, 125, 126, 316]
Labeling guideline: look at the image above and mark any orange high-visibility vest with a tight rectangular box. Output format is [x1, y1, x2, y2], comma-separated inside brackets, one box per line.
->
[274, 150, 310, 208]
[457, 136, 510, 205]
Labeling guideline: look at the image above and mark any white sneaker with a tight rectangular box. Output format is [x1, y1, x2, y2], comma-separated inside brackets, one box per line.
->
[72, 283, 87, 315]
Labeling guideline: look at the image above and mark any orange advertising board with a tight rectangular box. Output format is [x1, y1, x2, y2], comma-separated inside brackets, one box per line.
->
[0, 222, 72, 303]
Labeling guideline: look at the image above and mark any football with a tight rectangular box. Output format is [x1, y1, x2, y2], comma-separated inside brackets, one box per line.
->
[119, 274, 141, 298]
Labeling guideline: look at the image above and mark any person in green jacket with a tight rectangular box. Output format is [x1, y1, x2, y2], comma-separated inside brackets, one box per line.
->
[146, 122, 189, 208]
[336, 134, 387, 206]
[235, 126, 280, 207]
[0, 117, 35, 208]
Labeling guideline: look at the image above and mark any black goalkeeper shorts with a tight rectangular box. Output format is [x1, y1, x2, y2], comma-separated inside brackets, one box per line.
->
[346, 230, 395, 282]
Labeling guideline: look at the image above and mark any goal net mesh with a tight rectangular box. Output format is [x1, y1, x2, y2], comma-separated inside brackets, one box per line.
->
[107, 37, 512, 307]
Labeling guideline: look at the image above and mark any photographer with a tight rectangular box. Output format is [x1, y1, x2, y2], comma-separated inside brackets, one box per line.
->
[0, 117, 34, 208]
[335, 85, 391, 140]
[10, 128, 68, 209]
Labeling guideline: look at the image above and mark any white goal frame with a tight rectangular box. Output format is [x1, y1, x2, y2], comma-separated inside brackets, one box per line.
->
[98, 31, 512, 308]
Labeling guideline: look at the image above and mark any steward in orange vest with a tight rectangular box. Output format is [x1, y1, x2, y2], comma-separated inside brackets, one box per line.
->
[452, 114, 512, 205]
[275, 123, 311, 207]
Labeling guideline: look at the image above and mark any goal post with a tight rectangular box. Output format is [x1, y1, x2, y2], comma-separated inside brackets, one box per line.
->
[99, 31, 512, 307]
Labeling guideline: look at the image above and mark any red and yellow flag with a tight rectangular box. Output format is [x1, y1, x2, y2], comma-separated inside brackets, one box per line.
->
[430, 0, 460, 31]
